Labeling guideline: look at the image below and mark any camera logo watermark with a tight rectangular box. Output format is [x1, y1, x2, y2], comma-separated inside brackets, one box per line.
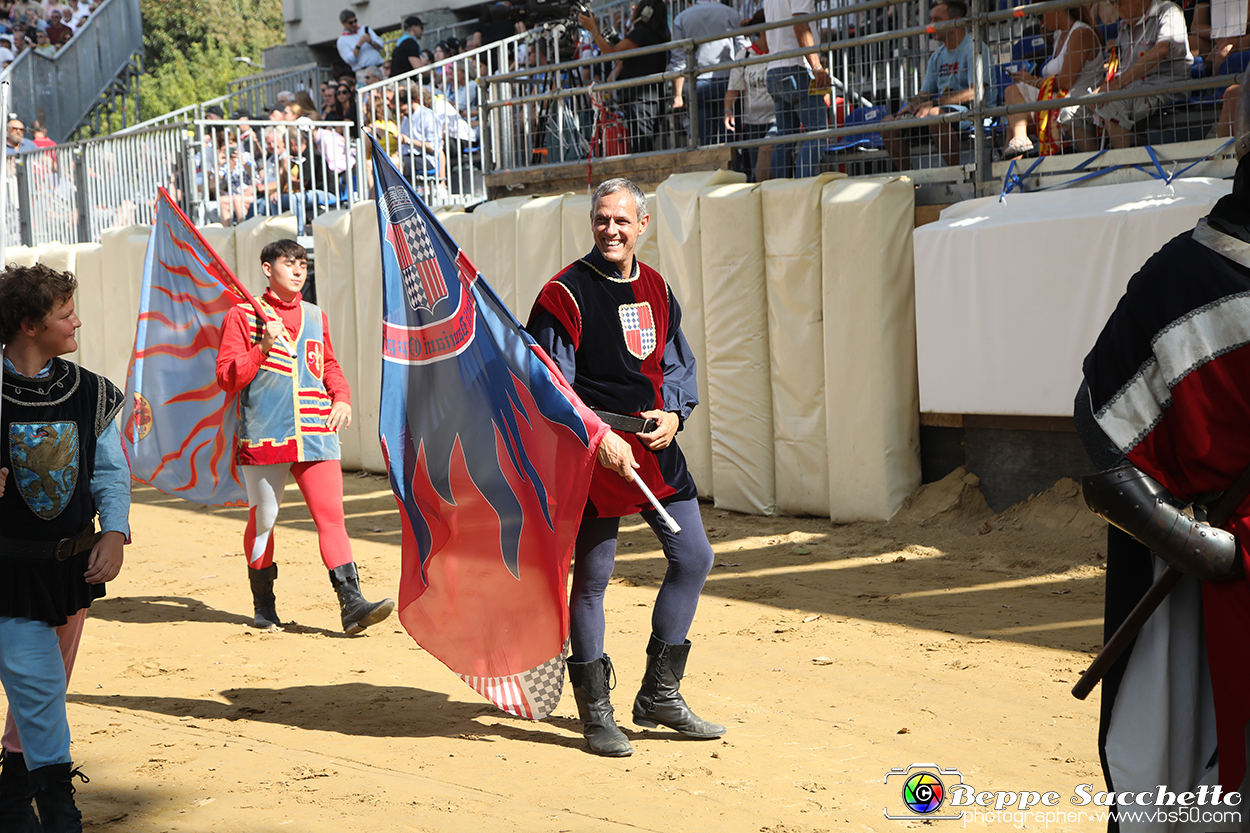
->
[884, 763, 966, 820]
[883, 764, 1243, 827]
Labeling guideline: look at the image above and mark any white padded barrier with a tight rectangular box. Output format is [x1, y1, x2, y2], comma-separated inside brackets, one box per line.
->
[435, 206, 476, 267]
[822, 177, 921, 522]
[68, 243, 103, 368]
[350, 200, 385, 473]
[515, 194, 567, 319]
[698, 182, 776, 515]
[912, 178, 1229, 416]
[469, 195, 533, 315]
[559, 193, 592, 266]
[312, 209, 362, 469]
[2, 245, 37, 266]
[655, 170, 745, 498]
[761, 174, 843, 516]
[92, 225, 148, 389]
[197, 226, 239, 283]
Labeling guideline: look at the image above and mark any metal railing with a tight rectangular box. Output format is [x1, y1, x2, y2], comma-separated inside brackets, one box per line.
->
[9, 122, 188, 246]
[1, 0, 144, 142]
[227, 63, 336, 119]
[191, 119, 356, 230]
[477, 0, 1237, 191]
[5, 0, 1239, 242]
[354, 35, 530, 206]
[5, 118, 357, 246]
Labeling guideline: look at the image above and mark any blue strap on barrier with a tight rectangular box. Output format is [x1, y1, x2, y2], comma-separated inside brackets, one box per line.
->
[1070, 148, 1110, 172]
[998, 140, 1234, 197]
[1164, 138, 1234, 183]
[998, 158, 1017, 201]
[1144, 145, 1169, 181]
[998, 155, 1046, 200]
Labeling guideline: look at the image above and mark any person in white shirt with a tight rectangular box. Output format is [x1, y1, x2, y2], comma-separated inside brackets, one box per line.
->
[335, 9, 384, 84]
[724, 28, 777, 180]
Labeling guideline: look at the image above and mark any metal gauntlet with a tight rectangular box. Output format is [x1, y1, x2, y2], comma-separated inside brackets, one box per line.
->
[1082, 463, 1242, 582]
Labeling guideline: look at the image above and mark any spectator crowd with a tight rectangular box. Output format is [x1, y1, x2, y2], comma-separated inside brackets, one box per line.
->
[14, 0, 1240, 240]
[0, 0, 104, 67]
[192, 0, 1250, 214]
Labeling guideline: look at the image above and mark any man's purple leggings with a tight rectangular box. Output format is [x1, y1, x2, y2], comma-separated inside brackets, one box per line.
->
[568, 498, 715, 663]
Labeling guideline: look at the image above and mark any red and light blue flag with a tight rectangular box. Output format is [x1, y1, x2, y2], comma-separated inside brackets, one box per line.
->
[369, 138, 609, 719]
[122, 188, 256, 506]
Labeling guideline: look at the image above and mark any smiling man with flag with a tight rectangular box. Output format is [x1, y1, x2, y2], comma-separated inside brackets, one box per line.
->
[527, 178, 725, 757]
[369, 138, 638, 723]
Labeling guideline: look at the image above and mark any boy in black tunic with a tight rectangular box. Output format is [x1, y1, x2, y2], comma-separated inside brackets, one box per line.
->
[0, 263, 128, 833]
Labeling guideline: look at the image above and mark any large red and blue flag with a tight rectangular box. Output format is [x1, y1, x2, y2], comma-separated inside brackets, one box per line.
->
[369, 139, 609, 720]
[122, 188, 257, 506]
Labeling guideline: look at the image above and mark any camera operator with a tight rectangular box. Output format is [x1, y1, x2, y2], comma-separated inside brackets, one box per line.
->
[578, 0, 671, 153]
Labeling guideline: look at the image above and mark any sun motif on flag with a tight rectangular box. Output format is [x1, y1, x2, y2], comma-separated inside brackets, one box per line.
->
[130, 393, 154, 442]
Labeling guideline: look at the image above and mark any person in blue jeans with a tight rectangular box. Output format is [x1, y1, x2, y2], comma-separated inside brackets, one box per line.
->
[763, 0, 831, 178]
[669, 0, 747, 147]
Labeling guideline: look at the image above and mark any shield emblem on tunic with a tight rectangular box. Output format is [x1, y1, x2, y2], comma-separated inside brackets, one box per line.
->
[306, 340, 324, 379]
[9, 421, 79, 520]
[618, 302, 656, 360]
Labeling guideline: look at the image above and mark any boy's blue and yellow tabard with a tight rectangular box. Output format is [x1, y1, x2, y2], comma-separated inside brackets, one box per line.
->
[221, 294, 343, 466]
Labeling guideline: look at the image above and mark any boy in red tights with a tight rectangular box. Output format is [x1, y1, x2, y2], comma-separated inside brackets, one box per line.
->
[216, 239, 394, 633]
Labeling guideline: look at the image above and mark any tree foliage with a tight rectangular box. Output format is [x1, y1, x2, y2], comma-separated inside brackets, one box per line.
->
[136, 0, 284, 121]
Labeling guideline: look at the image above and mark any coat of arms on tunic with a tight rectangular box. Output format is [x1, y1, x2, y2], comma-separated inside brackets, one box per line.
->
[9, 421, 79, 520]
[618, 302, 656, 360]
[306, 340, 324, 379]
[379, 185, 449, 314]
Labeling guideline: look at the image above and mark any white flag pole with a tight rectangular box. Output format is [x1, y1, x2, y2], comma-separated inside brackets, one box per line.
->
[628, 469, 681, 534]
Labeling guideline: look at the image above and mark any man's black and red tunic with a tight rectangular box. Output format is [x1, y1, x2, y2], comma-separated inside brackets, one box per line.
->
[1083, 181, 1250, 798]
[527, 248, 698, 518]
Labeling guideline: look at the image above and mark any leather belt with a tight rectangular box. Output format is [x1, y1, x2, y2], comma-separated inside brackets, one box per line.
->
[592, 409, 656, 434]
[1, 526, 100, 561]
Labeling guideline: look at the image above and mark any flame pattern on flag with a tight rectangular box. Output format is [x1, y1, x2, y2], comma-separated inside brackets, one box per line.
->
[122, 190, 248, 506]
[370, 138, 608, 720]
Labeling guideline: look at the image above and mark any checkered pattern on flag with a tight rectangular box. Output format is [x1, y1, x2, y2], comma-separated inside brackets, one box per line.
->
[459, 651, 568, 720]
[368, 136, 610, 721]
[388, 213, 449, 312]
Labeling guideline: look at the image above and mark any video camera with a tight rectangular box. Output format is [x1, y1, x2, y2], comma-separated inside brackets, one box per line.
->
[481, 0, 592, 27]
[481, 0, 594, 59]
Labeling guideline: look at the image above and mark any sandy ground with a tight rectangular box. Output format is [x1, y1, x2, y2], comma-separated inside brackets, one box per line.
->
[22, 467, 1118, 832]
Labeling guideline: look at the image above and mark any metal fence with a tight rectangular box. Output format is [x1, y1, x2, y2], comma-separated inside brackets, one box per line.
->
[0, 0, 144, 142]
[191, 119, 356, 230]
[227, 63, 336, 119]
[6, 118, 357, 246]
[480, 0, 1239, 190]
[9, 122, 187, 246]
[355, 36, 528, 206]
[5, 0, 1242, 243]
